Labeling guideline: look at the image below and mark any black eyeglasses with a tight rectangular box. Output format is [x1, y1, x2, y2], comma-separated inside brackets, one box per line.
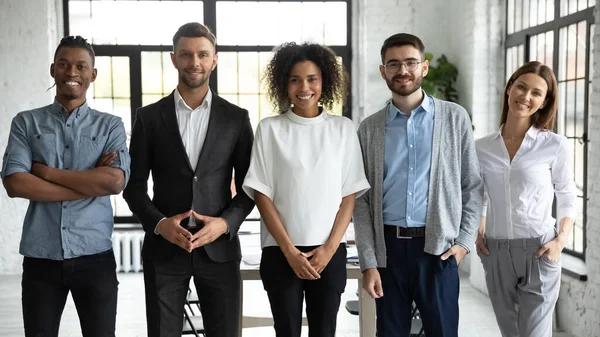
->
[383, 60, 422, 73]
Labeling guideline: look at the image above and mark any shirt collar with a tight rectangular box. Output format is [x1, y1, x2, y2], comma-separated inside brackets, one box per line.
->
[385, 91, 434, 122]
[493, 124, 541, 139]
[175, 88, 213, 111]
[51, 98, 89, 119]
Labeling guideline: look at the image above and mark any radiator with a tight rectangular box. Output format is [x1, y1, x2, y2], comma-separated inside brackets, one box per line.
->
[112, 230, 145, 273]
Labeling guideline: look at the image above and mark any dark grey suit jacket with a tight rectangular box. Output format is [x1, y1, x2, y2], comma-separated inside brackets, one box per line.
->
[123, 90, 255, 263]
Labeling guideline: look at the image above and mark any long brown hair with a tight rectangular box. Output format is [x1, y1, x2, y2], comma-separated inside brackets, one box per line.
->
[500, 61, 558, 131]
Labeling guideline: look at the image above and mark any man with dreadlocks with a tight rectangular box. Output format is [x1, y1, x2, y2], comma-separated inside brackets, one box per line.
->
[1, 36, 130, 337]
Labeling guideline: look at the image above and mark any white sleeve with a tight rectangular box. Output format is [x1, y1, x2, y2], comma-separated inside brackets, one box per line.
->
[341, 122, 371, 198]
[552, 137, 577, 223]
[242, 122, 274, 200]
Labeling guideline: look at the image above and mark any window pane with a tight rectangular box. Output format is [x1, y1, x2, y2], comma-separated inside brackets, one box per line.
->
[575, 138, 585, 193]
[576, 22, 587, 79]
[112, 57, 130, 99]
[220, 94, 239, 105]
[560, 0, 569, 16]
[142, 52, 178, 97]
[558, 26, 568, 81]
[506, 45, 523, 80]
[94, 57, 113, 98]
[69, 1, 204, 45]
[216, 1, 347, 46]
[569, 0, 578, 14]
[217, 52, 239, 94]
[546, 0, 555, 22]
[565, 81, 576, 137]
[575, 79, 585, 136]
[590, 0, 597, 8]
[141, 52, 163, 94]
[238, 53, 260, 94]
[529, 0, 543, 27]
[529, 35, 538, 60]
[557, 81, 566, 134]
[523, 0, 530, 29]
[515, 0, 523, 31]
[239, 94, 260, 130]
[538, 0, 546, 25]
[508, 0, 515, 34]
[142, 94, 163, 107]
[529, 30, 554, 68]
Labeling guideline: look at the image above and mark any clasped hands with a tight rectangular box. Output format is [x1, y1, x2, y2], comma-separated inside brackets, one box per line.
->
[283, 243, 337, 280]
[157, 210, 229, 253]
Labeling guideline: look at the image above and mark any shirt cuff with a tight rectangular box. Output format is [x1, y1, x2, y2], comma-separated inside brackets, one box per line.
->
[455, 241, 471, 254]
[155, 217, 166, 235]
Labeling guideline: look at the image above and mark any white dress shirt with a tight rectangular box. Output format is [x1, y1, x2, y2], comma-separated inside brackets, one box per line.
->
[175, 88, 212, 171]
[475, 126, 577, 239]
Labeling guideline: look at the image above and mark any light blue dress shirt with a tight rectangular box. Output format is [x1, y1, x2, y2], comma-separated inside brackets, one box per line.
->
[1, 100, 130, 260]
[383, 93, 435, 228]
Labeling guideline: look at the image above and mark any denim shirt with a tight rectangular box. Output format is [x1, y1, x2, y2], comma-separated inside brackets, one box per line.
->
[383, 93, 435, 228]
[1, 100, 131, 260]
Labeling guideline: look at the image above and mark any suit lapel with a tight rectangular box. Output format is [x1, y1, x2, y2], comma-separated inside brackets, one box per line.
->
[159, 91, 194, 172]
[194, 93, 225, 173]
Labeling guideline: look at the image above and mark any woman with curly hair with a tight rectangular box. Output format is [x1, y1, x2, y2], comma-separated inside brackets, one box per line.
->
[243, 42, 370, 337]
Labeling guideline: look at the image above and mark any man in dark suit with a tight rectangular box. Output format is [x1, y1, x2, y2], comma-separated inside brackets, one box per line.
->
[123, 22, 255, 337]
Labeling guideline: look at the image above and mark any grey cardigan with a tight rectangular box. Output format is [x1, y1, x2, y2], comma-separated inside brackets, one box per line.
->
[353, 98, 483, 271]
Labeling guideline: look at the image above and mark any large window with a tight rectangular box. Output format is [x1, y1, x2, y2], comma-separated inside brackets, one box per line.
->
[505, 0, 595, 258]
[65, 0, 352, 223]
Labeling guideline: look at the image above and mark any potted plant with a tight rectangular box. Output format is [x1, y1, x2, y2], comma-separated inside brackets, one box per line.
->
[421, 52, 459, 103]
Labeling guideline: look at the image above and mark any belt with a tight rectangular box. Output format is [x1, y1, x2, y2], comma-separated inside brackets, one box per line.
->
[384, 225, 426, 238]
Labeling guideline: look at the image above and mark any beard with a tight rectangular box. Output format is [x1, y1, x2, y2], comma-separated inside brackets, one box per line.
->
[180, 70, 211, 89]
[386, 74, 423, 97]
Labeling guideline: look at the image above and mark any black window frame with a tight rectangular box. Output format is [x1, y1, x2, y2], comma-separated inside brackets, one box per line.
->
[63, 0, 353, 224]
[505, 0, 594, 260]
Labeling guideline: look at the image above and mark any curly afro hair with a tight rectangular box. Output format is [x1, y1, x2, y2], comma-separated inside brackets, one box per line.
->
[263, 42, 348, 113]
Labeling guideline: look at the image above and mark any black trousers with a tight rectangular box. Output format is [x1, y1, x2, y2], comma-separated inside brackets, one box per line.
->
[21, 250, 118, 337]
[376, 234, 460, 337]
[260, 244, 347, 337]
[143, 247, 241, 337]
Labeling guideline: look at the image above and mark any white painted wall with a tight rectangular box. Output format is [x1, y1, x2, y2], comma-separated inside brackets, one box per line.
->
[0, 0, 61, 274]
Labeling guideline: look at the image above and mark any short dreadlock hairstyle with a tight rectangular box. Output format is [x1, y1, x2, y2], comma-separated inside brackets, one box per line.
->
[54, 35, 95, 66]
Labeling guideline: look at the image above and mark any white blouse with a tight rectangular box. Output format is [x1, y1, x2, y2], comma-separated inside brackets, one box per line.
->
[475, 126, 577, 239]
[242, 109, 370, 248]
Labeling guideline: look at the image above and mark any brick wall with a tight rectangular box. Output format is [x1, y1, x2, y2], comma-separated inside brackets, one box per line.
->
[0, 0, 60, 273]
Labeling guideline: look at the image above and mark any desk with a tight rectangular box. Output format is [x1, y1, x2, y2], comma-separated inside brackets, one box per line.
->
[238, 233, 376, 337]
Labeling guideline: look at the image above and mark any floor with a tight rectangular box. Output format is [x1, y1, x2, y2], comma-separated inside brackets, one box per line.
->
[0, 270, 505, 337]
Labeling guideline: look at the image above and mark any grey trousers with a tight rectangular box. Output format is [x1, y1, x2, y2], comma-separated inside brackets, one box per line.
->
[478, 230, 561, 337]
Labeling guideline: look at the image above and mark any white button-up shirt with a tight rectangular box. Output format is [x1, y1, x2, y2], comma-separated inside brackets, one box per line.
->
[174, 88, 212, 171]
[475, 126, 577, 239]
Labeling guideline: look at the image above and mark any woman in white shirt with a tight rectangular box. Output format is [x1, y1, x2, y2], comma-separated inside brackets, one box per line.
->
[475, 61, 577, 337]
[242, 42, 370, 337]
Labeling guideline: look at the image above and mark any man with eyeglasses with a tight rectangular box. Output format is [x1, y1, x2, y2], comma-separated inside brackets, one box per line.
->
[353, 33, 483, 337]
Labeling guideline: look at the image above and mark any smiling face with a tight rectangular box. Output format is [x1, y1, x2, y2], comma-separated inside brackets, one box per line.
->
[287, 60, 322, 116]
[51, 46, 96, 104]
[379, 45, 428, 97]
[506, 72, 548, 122]
[171, 36, 218, 90]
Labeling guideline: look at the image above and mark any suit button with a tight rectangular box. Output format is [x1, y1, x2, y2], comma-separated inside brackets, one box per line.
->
[193, 176, 198, 182]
